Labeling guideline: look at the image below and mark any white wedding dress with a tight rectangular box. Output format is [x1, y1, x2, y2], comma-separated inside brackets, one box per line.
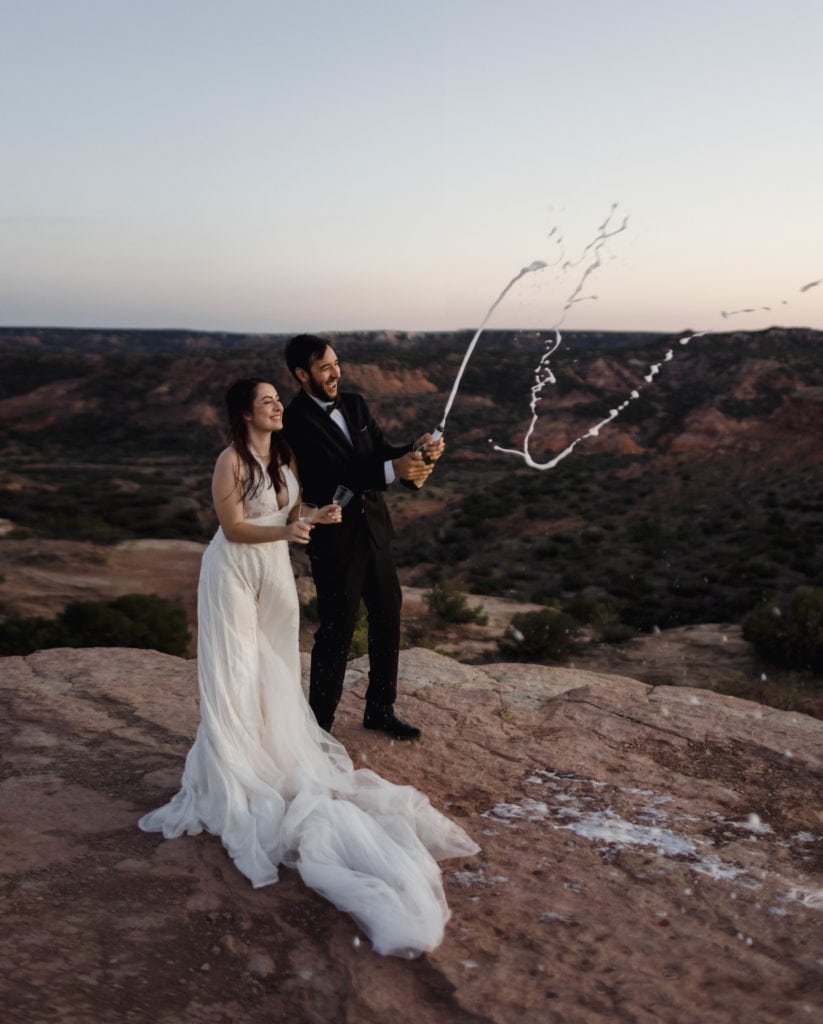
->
[139, 462, 479, 957]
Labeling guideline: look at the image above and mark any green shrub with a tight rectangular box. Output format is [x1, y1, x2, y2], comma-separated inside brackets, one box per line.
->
[497, 608, 582, 663]
[742, 587, 823, 673]
[0, 593, 190, 657]
[598, 621, 638, 645]
[563, 594, 618, 626]
[402, 621, 436, 650]
[423, 582, 488, 626]
[0, 614, 67, 656]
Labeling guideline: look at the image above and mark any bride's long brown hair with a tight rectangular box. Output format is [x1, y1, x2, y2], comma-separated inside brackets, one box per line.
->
[225, 378, 293, 502]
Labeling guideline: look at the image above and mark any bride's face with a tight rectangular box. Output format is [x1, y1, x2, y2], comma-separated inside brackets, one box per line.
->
[245, 383, 284, 433]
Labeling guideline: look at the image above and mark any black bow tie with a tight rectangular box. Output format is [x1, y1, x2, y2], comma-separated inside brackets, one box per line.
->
[324, 399, 340, 414]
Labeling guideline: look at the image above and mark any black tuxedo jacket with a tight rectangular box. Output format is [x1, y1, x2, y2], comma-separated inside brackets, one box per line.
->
[282, 389, 412, 555]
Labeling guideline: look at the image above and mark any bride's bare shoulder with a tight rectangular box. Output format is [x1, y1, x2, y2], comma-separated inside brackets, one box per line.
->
[213, 445, 245, 480]
[215, 445, 242, 466]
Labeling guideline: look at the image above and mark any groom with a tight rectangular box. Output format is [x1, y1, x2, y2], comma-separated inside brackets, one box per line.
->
[282, 334, 443, 740]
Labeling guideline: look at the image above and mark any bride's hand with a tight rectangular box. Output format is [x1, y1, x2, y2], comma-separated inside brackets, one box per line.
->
[315, 503, 343, 525]
[285, 520, 313, 544]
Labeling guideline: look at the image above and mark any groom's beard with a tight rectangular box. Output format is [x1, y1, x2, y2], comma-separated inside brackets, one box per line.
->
[308, 374, 338, 403]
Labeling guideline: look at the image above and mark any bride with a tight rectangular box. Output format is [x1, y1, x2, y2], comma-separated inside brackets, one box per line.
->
[139, 377, 479, 957]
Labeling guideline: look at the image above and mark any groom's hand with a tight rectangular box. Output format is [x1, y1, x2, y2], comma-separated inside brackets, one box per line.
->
[414, 433, 445, 463]
[393, 450, 434, 485]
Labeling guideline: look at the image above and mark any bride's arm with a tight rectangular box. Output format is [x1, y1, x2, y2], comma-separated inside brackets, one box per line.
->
[212, 448, 312, 545]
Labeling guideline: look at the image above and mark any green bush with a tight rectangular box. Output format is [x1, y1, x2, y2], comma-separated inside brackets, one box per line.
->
[742, 587, 823, 673]
[0, 593, 190, 657]
[598, 621, 638, 645]
[423, 582, 488, 626]
[563, 594, 618, 626]
[497, 608, 582, 663]
[0, 613, 66, 656]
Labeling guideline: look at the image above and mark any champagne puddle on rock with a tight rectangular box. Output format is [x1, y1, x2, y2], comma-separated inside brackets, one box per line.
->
[479, 768, 823, 911]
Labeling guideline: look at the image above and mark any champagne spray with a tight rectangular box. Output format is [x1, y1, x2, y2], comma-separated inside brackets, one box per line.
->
[421, 260, 548, 458]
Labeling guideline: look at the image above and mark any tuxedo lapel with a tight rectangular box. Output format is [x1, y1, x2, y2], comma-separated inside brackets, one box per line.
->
[296, 390, 352, 456]
[285, 389, 390, 502]
[339, 395, 370, 457]
[331, 400, 356, 448]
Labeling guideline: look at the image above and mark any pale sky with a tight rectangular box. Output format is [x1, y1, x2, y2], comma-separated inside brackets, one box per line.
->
[1, 0, 821, 335]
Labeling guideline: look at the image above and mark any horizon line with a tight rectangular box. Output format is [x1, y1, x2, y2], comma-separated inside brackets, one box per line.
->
[1, 323, 801, 337]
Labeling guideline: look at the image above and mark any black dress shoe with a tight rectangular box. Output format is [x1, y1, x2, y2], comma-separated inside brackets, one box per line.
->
[363, 712, 421, 740]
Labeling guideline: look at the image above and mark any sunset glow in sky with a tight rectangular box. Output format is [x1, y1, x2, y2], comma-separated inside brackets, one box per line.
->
[2, 0, 822, 335]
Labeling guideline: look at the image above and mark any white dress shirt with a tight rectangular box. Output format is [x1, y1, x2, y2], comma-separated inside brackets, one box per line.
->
[308, 393, 395, 485]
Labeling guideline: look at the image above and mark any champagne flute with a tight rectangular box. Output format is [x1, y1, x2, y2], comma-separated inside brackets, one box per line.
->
[332, 485, 354, 508]
[298, 502, 318, 524]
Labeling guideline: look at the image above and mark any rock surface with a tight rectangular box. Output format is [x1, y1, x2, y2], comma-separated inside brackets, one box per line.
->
[4, 539, 819, 721]
[2, 646, 822, 1024]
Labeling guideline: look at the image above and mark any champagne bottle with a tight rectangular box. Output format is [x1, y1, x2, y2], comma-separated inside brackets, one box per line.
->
[420, 426, 443, 465]
[405, 426, 444, 489]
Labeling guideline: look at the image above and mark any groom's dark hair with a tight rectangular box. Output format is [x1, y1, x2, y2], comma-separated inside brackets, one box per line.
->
[285, 334, 334, 380]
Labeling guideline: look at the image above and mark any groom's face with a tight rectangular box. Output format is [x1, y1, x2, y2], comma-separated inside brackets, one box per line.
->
[304, 345, 341, 403]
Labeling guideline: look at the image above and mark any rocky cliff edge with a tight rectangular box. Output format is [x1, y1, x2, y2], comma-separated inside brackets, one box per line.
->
[1, 647, 822, 1024]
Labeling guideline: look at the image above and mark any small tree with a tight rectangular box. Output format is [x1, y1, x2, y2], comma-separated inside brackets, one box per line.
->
[497, 608, 582, 663]
[423, 582, 488, 626]
[562, 594, 619, 626]
[743, 587, 823, 673]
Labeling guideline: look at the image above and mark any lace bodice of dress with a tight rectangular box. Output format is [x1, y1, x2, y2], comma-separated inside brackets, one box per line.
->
[243, 459, 297, 520]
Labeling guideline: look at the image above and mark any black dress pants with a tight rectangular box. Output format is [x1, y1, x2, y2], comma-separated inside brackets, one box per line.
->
[308, 524, 402, 730]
